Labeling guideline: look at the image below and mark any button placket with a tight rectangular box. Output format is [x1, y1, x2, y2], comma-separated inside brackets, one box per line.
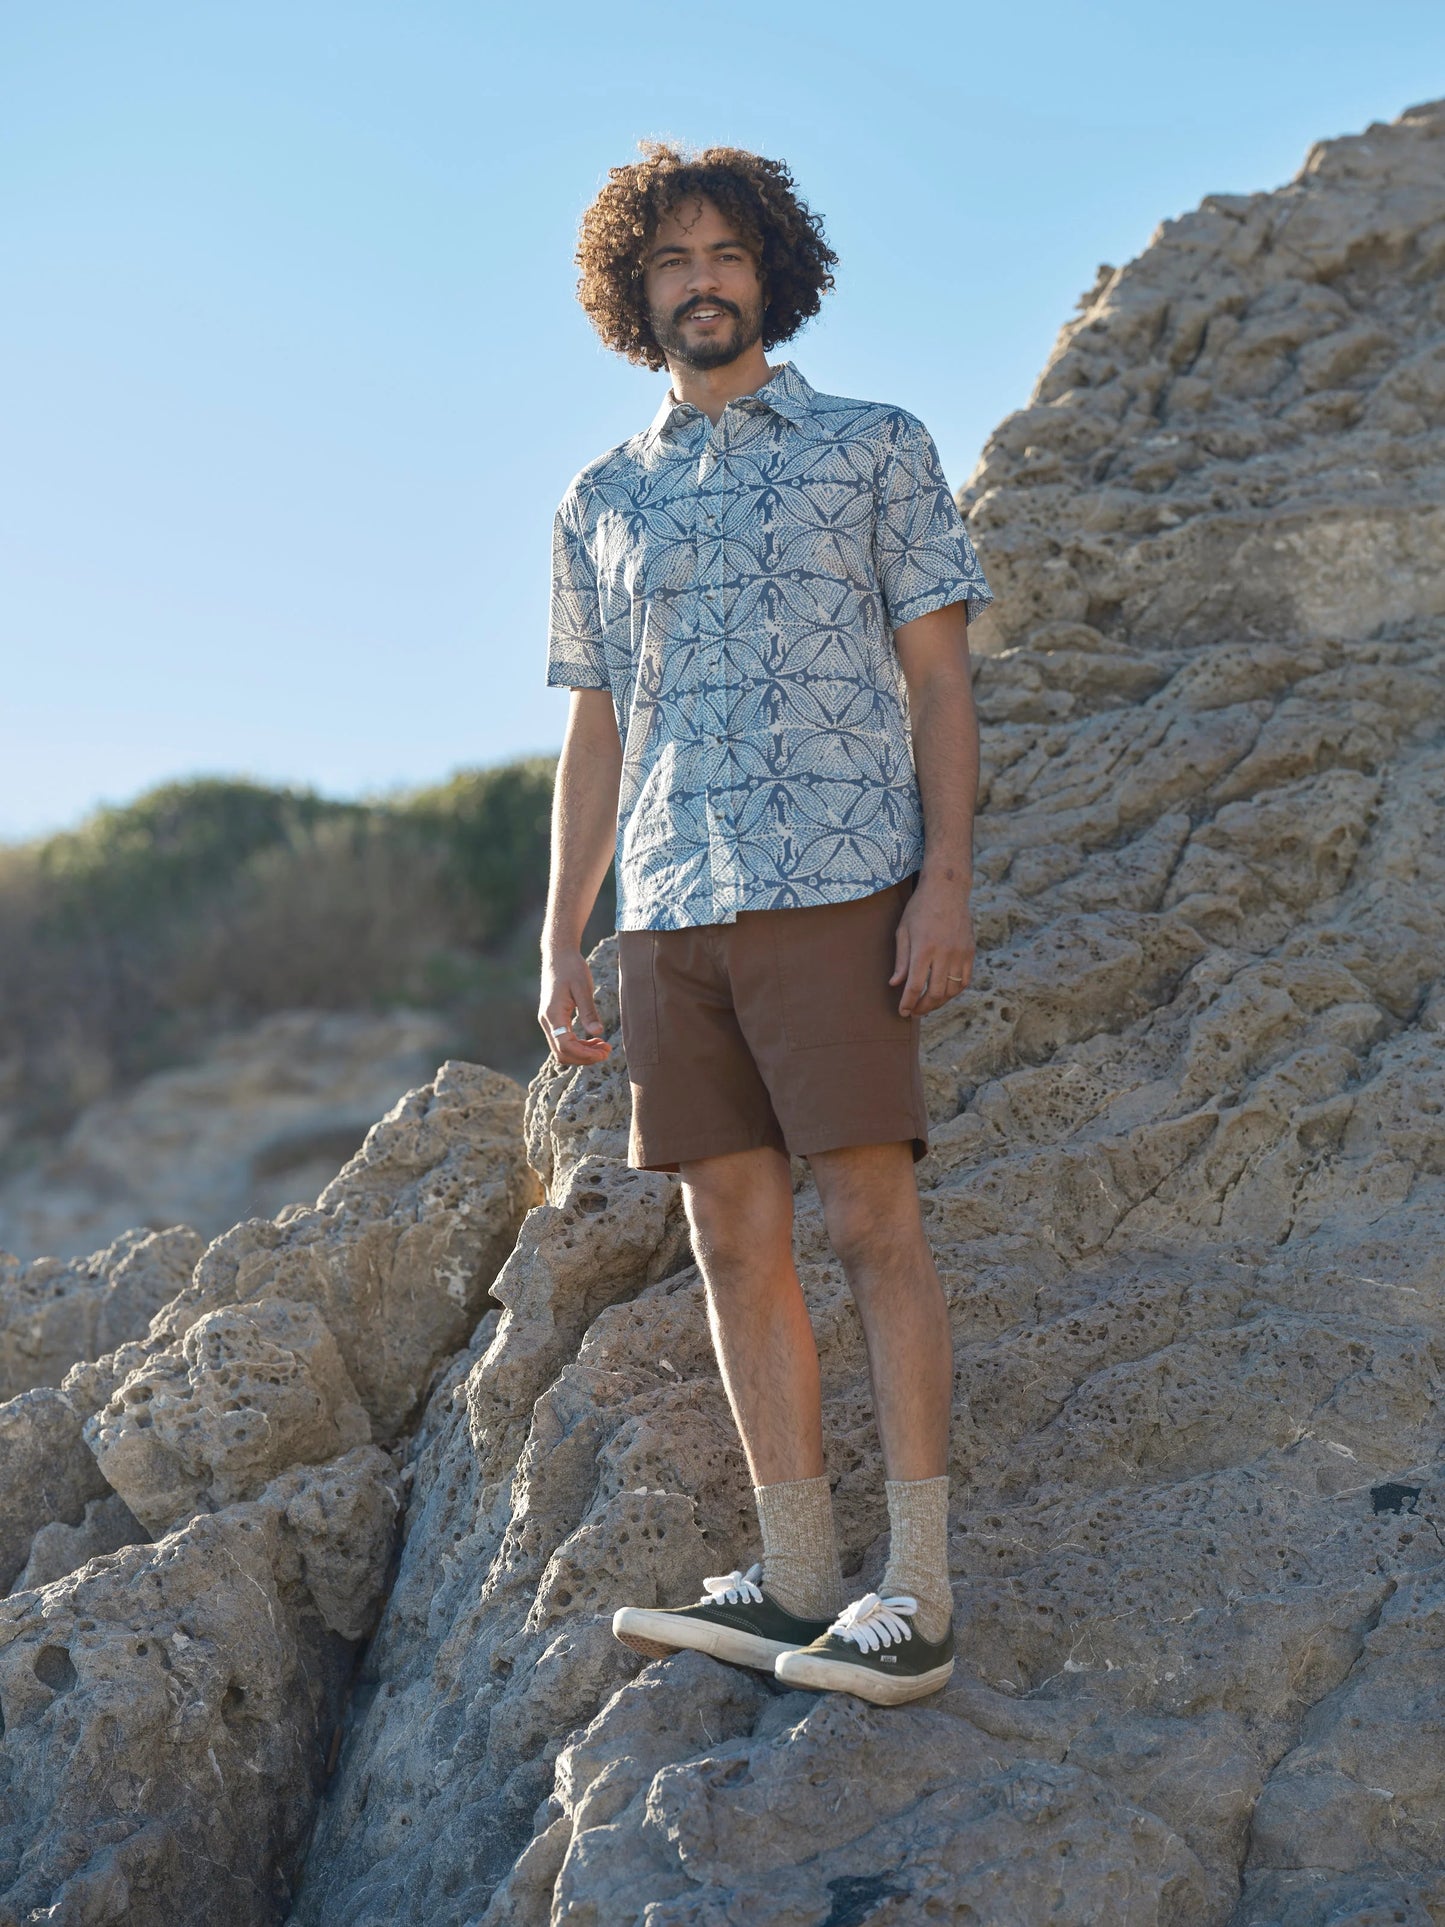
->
[703, 431, 734, 881]
[694, 451, 728, 743]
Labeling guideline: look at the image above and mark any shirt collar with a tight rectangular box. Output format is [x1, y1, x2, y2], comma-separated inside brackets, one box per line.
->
[642, 360, 818, 448]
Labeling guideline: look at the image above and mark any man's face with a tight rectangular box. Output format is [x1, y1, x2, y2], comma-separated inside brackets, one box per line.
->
[643, 196, 765, 373]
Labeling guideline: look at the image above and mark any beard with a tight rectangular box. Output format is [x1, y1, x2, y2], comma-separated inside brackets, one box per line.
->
[652, 294, 765, 372]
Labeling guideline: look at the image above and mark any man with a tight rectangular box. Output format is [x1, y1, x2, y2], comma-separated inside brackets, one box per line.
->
[539, 143, 991, 1706]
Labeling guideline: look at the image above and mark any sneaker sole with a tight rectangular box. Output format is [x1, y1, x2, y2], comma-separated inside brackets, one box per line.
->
[611, 1607, 799, 1672]
[773, 1650, 955, 1705]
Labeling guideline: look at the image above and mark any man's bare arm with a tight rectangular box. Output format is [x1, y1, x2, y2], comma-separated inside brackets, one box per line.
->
[890, 599, 980, 1018]
[539, 687, 622, 1065]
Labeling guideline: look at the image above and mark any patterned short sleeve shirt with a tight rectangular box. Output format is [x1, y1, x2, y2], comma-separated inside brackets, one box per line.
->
[546, 359, 993, 931]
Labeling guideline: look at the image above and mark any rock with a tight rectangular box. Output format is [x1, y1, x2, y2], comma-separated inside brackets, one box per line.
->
[0, 1226, 203, 1402]
[0, 1009, 455, 1263]
[287, 1152, 704, 1926]
[69, 1059, 543, 1445]
[0, 1447, 398, 1926]
[15, 1493, 147, 1592]
[1233, 1562, 1445, 1922]
[551, 1698, 1212, 1926]
[0, 1057, 538, 1920]
[0, 1388, 109, 1596]
[85, 1299, 371, 1535]
[964, 99, 1445, 656]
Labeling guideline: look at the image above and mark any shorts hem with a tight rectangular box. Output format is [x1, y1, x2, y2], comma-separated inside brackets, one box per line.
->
[628, 1124, 789, 1173]
[789, 1124, 930, 1164]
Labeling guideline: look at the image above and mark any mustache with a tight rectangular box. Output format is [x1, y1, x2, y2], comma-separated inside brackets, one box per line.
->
[674, 297, 741, 322]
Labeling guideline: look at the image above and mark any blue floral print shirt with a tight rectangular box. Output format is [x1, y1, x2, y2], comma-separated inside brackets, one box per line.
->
[546, 360, 993, 931]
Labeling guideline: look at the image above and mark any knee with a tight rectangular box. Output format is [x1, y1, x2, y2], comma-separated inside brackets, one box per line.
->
[823, 1199, 923, 1278]
[683, 1175, 792, 1282]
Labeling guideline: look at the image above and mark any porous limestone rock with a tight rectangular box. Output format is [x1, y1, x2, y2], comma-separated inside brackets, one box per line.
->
[963, 98, 1445, 655]
[0, 1447, 398, 1926]
[0, 1008, 453, 1263]
[0, 1225, 203, 1402]
[14, 1492, 146, 1592]
[288, 100, 1445, 1927]
[85, 1298, 371, 1536]
[0, 1057, 539, 1921]
[0, 1388, 109, 1596]
[65, 1059, 542, 1446]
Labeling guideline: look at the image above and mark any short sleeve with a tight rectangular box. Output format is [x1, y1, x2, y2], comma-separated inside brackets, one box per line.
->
[546, 490, 610, 690]
[874, 417, 994, 631]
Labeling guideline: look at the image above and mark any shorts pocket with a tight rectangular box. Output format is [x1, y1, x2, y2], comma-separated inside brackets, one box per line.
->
[773, 880, 916, 1050]
[617, 931, 660, 1067]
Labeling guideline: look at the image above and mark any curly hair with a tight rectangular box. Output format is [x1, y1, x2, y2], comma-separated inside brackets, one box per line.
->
[574, 142, 838, 371]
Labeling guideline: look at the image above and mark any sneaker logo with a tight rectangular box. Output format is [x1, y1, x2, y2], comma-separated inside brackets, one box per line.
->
[880, 1654, 897, 1664]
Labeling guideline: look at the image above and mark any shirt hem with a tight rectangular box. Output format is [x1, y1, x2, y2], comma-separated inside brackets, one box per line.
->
[616, 864, 923, 931]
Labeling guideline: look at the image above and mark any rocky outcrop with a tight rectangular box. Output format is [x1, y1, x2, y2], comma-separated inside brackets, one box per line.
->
[964, 98, 1445, 655]
[286, 101, 1445, 1927]
[0, 1009, 453, 1263]
[0, 1225, 203, 1401]
[0, 1388, 110, 1596]
[2, 96, 1444, 1927]
[0, 1448, 397, 1926]
[0, 1061, 537, 1923]
[289, 712, 1445, 1918]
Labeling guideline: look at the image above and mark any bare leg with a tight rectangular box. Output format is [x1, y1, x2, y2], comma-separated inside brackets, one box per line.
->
[806, 1140, 952, 1480]
[678, 1143, 824, 1485]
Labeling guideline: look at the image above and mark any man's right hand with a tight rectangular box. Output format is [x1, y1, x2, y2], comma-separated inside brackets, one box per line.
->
[539, 949, 614, 1068]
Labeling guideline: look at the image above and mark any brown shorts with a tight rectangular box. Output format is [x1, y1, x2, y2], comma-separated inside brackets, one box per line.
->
[617, 873, 930, 1173]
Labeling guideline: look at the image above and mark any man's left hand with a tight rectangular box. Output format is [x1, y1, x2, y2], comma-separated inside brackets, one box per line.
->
[890, 875, 975, 1018]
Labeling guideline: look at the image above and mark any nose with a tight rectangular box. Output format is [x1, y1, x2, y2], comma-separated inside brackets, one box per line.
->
[684, 258, 723, 296]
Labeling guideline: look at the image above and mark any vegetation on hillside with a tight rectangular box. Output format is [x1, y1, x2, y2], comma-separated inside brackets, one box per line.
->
[0, 760, 615, 1159]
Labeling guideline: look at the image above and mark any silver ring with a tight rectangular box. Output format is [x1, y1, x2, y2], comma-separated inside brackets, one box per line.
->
[549, 1024, 571, 1036]
[946, 974, 965, 982]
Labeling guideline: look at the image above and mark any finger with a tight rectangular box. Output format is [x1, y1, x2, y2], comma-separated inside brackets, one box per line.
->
[542, 1028, 612, 1068]
[941, 951, 974, 999]
[899, 954, 934, 1018]
[575, 972, 606, 1038]
[540, 1000, 610, 1065]
[539, 1011, 569, 1064]
[889, 921, 910, 988]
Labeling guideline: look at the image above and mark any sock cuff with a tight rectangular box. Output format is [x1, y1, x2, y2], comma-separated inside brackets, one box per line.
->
[753, 1474, 835, 1533]
[884, 1474, 950, 1500]
[753, 1474, 833, 1498]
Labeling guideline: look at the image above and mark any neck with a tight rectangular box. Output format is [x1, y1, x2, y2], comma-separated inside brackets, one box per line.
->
[666, 342, 776, 424]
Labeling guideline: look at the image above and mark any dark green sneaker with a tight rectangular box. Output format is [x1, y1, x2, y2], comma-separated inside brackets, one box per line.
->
[773, 1591, 955, 1705]
[612, 1563, 834, 1673]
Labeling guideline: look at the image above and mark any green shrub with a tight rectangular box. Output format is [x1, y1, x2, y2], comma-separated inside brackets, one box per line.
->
[0, 756, 617, 1158]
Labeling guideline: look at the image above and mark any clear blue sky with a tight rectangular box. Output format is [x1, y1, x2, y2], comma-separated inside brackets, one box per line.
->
[2, 2, 1440, 841]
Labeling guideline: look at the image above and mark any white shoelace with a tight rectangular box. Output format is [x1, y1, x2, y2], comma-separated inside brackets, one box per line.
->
[828, 1591, 919, 1651]
[701, 1563, 765, 1606]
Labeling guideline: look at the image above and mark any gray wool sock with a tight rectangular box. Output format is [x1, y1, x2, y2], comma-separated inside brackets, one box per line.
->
[752, 1475, 845, 1621]
[879, 1475, 954, 1643]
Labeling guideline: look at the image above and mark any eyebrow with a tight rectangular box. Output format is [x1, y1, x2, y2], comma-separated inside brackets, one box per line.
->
[646, 237, 753, 263]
